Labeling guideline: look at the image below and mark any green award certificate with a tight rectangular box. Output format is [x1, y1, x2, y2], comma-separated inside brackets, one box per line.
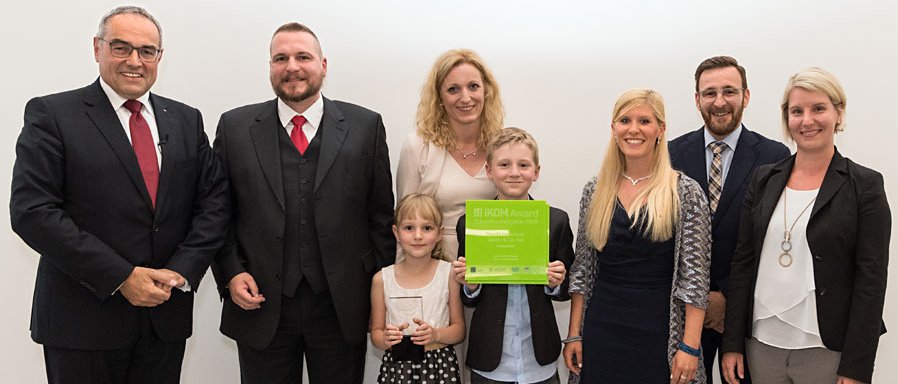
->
[464, 200, 549, 284]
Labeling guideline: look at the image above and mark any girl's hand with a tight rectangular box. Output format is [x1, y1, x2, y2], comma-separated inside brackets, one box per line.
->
[669, 350, 699, 384]
[547, 260, 567, 288]
[383, 323, 408, 348]
[837, 376, 864, 384]
[411, 318, 436, 345]
[563, 339, 582, 375]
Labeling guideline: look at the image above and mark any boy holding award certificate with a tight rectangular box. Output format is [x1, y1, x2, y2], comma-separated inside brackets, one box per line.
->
[452, 128, 575, 383]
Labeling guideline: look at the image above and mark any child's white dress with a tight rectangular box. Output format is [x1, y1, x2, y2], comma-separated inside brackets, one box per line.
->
[378, 260, 460, 383]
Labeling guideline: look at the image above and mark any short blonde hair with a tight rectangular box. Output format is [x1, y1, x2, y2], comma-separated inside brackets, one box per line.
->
[415, 49, 505, 150]
[781, 67, 847, 142]
[485, 127, 540, 166]
[586, 89, 679, 250]
[394, 193, 444, 260]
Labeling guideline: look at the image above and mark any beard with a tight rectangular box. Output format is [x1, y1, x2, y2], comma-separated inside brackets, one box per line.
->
[272, 75, 323, 104]
[701, 103, 744, 137]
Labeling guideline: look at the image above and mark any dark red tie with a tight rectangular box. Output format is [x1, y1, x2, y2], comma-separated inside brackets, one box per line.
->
[290, 115, 309, 155]
[124, 100, 159, 208]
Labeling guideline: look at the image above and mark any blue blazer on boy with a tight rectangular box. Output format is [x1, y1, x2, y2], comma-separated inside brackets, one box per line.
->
[456, 204, 575, 374]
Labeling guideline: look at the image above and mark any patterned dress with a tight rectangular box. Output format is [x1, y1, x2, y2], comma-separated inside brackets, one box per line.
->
[568, 173, 712, 384]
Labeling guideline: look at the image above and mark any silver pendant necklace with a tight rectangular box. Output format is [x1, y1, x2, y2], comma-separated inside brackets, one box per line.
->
[779, 189, 817, 268]
[622, 173, 651, 186]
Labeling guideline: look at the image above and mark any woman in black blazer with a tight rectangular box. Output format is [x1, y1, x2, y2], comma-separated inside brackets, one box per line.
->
[721, 68, 890, 384]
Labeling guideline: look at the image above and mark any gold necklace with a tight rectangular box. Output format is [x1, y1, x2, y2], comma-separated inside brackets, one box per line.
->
[779, 189, 816, 268]
[455, 146, 477, 159]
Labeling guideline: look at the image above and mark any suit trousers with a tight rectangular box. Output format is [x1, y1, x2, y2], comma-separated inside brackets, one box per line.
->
[43, 309, 185, 384]
[237, 282, 367, 384]
[746, 337, 841, 384]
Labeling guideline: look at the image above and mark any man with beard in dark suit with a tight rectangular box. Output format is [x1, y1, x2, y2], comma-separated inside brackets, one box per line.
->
[212, 22, 395, 383]
[669, 56, 790, 383]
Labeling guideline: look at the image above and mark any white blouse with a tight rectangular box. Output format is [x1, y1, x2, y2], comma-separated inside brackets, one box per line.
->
[753, 187, 824, 349]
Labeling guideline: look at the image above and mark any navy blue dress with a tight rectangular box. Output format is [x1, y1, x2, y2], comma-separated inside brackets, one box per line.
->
[581, 202, 675, 383]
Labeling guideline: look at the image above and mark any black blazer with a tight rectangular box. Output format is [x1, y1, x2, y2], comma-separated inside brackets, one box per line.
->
[10, 80, 229, 350]
[211, 97, 395, 349]
[669, 126, 789, 294]
[456, 206, 575, 371]
[722, 150, 890, 383]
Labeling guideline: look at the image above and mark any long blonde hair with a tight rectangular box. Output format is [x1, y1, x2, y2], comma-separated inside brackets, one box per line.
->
[586, 89, 680, 250]
[415, 49, 505, 150]
[394, 193, 445, 260]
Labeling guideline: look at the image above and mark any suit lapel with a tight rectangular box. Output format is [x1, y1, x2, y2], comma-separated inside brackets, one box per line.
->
[151, 94, 175, 212]
[811, 150, 848, 218]
[315, 97, 348, 192]
[683, 129, 710, 193]
[250, 100, 286, 210]
[756, 159, 792, 250]
[714, 128, 758, 225]
[83, 81, 154, 210]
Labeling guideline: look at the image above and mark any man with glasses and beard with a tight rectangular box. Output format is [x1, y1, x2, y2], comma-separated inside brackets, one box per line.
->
[211, 22, 395, 383]
[669, 56, 790, 383]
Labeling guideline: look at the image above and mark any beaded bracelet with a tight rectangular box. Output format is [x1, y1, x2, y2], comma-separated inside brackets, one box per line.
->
[561, 336, 582, 344]
[677, 341, 701, 357]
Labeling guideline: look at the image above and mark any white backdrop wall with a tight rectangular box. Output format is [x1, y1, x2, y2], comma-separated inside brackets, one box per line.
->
[1, 1, 896, 383]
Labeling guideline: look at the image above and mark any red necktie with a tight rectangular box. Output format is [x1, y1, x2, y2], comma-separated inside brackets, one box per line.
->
[124, 100, 159, 208]
[290, 115, 309, 155]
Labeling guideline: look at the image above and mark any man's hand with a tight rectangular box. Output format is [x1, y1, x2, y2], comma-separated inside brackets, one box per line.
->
[228, 272, 265, 310]
[120, 267, 173, 307]
[152, 269, 187, 292]
[547, 260, 567, 288]
[704, 291, 726, 333]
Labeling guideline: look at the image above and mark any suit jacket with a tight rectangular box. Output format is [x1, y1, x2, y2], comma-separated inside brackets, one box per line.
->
[456, 206, 575, 371]
[10, 80, 229, 350]
[669, 126, 789, 294]
[722, 149, 890, 383]
[212, 97, 395, 349]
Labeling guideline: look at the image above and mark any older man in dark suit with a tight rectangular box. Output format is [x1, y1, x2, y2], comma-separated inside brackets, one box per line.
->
[669, 56, 790, 383]
[10, 6, 229, 384]
[211, 22, 395, 384]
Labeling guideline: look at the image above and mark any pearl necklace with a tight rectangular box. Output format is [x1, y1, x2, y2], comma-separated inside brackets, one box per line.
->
[455, 146, 478, 159]
[622, 173, 651, 186]
[779, 189, 817, 268]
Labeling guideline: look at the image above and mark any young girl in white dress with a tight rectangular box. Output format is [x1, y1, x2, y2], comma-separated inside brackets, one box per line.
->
[371, 193, 465, 383]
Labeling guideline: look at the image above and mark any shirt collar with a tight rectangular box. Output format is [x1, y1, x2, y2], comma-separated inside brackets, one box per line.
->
[277, 93, 325, 128]
[703, 123, 743, 151]
[99, 77, 154, 117]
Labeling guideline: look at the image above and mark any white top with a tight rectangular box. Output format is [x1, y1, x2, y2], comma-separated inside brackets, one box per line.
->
[753, 187, 824, 349]
[396, 133, 497, 261]
[382, 260, 451, 334]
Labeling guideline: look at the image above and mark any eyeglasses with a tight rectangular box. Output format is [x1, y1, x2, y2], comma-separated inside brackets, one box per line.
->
[699, 87, 744, 101]
[98, 38, 162, 62]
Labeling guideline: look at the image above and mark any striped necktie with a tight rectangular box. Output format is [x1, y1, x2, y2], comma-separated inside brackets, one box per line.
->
[708, 141, 728, 213]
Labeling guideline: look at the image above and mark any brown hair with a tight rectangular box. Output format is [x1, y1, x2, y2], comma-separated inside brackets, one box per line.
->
[694, 56, 747, 91]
